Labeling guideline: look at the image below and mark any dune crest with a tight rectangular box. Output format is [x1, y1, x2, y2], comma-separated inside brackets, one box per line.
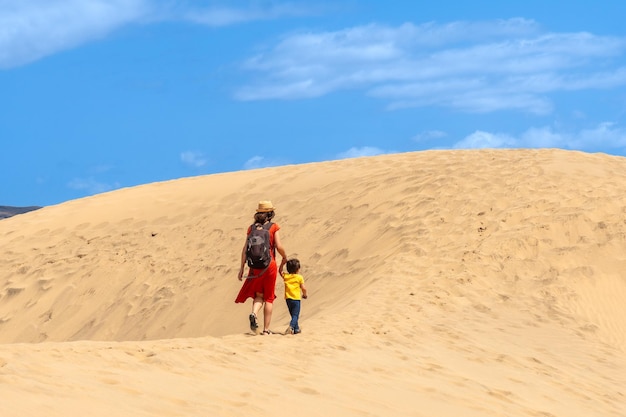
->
[1, 149, 625, 417]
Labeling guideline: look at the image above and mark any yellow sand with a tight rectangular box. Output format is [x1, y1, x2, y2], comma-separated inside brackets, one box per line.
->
[1, 149, 625, 416]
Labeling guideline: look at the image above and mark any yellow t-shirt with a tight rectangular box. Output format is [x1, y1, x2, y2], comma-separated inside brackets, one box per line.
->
[283, 273, 304, 300]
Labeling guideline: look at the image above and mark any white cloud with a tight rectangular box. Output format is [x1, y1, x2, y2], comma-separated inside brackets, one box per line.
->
[235, 20, 626, 114]
[89, 164, 115, 174]
[181, 1, 318, 27]
[453, 122, 626, 151]
[180, 151, 207, 168]
[67, 177, 120, 195]
[247, 146, 397, 167]
[4, 4, 626, 119]
[519, 127, 566, 148]
[0, 0, 151, 68]
[413, 130, 447, 142]
[0, 0, 315, 69]
[243, 156, 264, 169]
[453, 131, 518, 149]
[335, 146, 389, 159]
[574, 122, 626, 149]
[243, 155, 286, 170]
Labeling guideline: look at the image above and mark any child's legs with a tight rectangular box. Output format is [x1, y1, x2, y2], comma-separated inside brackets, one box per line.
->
[286, 299, 301, 330]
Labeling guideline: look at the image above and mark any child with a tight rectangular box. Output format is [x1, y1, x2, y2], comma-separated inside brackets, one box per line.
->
[281, 258, 307, 334]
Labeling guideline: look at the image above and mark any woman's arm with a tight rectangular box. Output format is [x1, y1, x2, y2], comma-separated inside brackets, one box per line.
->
[273, 230, 288, 274]
[238, 240, 247, 280]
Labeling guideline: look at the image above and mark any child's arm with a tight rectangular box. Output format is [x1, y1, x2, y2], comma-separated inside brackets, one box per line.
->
[301, 282, 308, 299]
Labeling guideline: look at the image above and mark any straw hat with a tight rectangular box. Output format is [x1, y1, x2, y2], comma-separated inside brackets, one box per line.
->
[256, 200, 276, 213]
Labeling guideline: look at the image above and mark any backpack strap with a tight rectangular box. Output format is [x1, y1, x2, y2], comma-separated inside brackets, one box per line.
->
[249, 221, 272, 232]
[246, 266, 270, 279]
[265, 221, 275, 255]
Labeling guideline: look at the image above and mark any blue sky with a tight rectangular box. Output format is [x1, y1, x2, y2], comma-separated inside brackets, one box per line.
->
[2, 0, 626, 206]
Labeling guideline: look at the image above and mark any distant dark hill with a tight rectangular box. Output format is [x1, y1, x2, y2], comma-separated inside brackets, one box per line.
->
[0, 206, 42, 219]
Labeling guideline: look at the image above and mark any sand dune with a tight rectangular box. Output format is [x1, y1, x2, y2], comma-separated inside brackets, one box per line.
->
[1, 149, 625, 416]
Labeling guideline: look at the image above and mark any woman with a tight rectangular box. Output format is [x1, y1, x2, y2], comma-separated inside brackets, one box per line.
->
[236, 200, 287, 334]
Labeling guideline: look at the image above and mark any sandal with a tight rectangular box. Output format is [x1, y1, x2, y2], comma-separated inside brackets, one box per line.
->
[261, 329, 274, 335]
[249, 314, 258, 332]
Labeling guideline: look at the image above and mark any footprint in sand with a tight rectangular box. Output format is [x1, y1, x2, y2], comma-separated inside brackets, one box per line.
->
[297, 387, 320, 395]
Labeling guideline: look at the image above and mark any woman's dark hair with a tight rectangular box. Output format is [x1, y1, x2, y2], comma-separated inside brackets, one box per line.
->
[254, 211, 275, 224]
[254, 212, 267, 223]
[286, 258, 300, 274]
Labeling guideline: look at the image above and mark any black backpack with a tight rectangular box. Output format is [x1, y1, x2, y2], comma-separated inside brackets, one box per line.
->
[246, 222, 272, 269]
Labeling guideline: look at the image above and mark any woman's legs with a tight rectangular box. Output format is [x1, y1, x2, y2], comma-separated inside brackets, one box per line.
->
[263, 301, 273, 332]
[249, 293, 264, 331]
[245, 262, 277, 333]
[260, 261, 277, 332]
[252, 293, 273, 332]
[252, 293, 264, 317]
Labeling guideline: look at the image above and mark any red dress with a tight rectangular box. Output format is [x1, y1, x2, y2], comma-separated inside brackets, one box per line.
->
[235, 222, 280, 304]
